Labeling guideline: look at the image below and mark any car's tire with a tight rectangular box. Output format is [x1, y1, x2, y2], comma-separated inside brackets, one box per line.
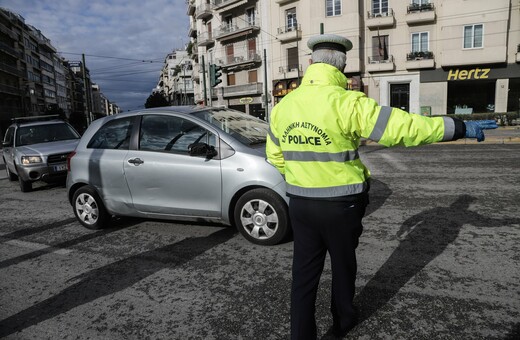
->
[4, 161, 18, 181]
[18, 176, 32, 192]
[234, 188, 290, 246]
[72, 185, 108, 230]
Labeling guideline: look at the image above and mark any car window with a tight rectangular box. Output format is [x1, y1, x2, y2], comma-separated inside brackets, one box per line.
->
[192, 108, 268, 146]
[139, 115, 216, 154]
[16, 123, 80, 146]
[87, 117, 134, 149]
[3, 127, 14, 144]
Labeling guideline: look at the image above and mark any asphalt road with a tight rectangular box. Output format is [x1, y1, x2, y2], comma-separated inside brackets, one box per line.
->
[0, 143, 519, 339]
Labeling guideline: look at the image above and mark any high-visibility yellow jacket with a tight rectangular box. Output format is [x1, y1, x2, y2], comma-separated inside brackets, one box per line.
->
[266, 63, 465, 199]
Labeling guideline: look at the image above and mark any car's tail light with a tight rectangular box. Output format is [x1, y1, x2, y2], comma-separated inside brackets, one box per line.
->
[67, 151, 76, 171]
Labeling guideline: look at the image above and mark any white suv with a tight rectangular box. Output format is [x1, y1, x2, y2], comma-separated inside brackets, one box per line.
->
[2, 115, 80, 192]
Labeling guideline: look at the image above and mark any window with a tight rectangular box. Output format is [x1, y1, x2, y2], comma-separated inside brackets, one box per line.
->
[326, 0, 342, 16]
[411, 32, 428, 52]
[372, 0, 388, 15]
[464, 24, 483, 48]
[139, 115, 213, 154]
[225, 15, 233, 30]
[248, 70, 257, 83]
[287, 47, 299, 71]
[286, 8, 297, 30]
[372, 35, 389, 62]
[227, 73, 236, 86]
[88, 117, 134, 149]
[246, 8, 255, 26]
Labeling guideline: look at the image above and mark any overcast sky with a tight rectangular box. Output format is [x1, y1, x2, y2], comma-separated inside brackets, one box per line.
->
[2, 0, 189, 111]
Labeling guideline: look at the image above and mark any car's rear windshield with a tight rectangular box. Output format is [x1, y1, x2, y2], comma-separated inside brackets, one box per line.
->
[192, 108, 268, 146]
[16, 123, 80, 146]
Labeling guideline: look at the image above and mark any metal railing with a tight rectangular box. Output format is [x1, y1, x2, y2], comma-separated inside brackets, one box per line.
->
[407, 3, 434, 13]
[406, 51, 434, 60]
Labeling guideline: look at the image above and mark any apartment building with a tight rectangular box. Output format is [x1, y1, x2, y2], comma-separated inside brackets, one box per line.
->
[187, 0, 269, 119]
[157, 50, 194, 105]
[187, 0, 519, 118]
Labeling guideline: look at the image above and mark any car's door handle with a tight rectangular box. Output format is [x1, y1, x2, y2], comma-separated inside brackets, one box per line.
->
[127, 158, 144, 166]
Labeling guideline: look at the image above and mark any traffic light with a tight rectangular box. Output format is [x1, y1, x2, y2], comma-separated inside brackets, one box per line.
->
[209, 64, 222, 87]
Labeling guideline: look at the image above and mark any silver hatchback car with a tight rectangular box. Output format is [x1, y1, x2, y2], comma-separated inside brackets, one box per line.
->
[66, 106, 290, 245]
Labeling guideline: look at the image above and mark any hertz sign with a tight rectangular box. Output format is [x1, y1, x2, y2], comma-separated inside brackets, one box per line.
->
[447, 68, 490, 81]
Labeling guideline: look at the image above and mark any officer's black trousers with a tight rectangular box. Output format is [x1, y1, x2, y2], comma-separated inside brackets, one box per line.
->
[289, 196, 367, 340]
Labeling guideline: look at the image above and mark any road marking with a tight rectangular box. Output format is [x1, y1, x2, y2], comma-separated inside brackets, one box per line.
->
[2, 238, 72, 255]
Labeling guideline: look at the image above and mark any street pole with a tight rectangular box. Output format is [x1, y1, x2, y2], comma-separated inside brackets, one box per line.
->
[202, 55, 207, 106]
[263, 49, 269, 121]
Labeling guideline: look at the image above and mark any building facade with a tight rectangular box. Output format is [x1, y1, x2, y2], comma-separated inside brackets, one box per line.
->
[156, 50, 194, 105]
[185, 0, 519, 119]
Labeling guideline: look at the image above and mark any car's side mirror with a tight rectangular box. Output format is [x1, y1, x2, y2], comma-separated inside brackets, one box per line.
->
[189, 142, 218, 159]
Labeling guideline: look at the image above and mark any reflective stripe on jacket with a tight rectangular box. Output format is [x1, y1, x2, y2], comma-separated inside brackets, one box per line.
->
[266, 63, 464, 199]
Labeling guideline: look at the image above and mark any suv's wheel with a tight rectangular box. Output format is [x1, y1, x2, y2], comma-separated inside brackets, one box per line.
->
[72, 185, 108, 230]
[234, 188, 289, 246]
[19, 177, 32, 192]
[4, 162, 17, 181]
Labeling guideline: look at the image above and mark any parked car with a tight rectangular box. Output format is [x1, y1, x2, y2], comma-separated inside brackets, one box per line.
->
[2, 115, 81, 192]
[66, 106, 290, 245]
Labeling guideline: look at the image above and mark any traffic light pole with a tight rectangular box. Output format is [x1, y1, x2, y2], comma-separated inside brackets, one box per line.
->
[202, 55, 208, 106]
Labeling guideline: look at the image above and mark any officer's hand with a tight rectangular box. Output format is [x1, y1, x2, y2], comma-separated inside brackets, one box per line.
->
[464, 120, 498, 142]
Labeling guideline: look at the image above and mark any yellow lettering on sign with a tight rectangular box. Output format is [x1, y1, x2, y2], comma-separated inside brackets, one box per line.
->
[447, 68, 491, 80]
[447, 69, 459, 81]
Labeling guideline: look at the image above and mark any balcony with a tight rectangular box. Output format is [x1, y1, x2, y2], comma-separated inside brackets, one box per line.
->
[198, 32, 214, 46]
[0, 22, 18, 40]
[0, 83, 21, 96]
[220, 82, 263, 98]
[367, 9, 395, 29]
[278, 64, 302, 79]
[188, 23, 197, 38]
[0, 62, 23, 76]
[186, 0, 195, 15]
[406, 3, 435, 25]
[0, 41, 23, 58]
[215, 22, 260, 42]
[195, 3, 213, 20]
[217, 51, 262, 70]
[405, 51, 435, 69]
[277, 24, 302, 43]
[366, 55, 395, 73]
[212, 0, 247, 12]
[275, 0, 299, 4]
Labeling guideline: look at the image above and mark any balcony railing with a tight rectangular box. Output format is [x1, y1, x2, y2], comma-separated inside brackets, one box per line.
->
[279, 64, 302, 73]
[215, 22, 260, 41]
[0, 62, 23, 76]
[277, 24, 302, 42]
[406, 3, 435, 24]
[220, 82, 263, 98]
[366, 55, 395, 72]
[212, 0, 244, 10]
[186, 0, 196, 15]
[407, 2, 434, 13]
[367, 9, 395, 29]
[195, 3, 213, 20]
[0, 41, 23, 58]
[198, 32, 214, 46]
[217, 51, 262, 68]
[406, 51, 433, 60]
[405, 51, 435, 69]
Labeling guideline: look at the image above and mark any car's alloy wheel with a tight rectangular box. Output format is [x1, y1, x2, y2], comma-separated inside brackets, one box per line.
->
[72, 185, 108, 230]
[234, 188, 289, 245]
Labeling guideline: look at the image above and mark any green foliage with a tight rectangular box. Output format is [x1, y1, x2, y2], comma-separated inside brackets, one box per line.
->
[145, 92, 169, 108]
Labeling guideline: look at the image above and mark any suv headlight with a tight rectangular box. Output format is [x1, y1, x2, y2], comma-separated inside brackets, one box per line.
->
[21, 156, 43, 165]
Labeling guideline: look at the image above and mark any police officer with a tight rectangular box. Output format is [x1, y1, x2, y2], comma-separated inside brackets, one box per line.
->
[266, 34, 497, 340]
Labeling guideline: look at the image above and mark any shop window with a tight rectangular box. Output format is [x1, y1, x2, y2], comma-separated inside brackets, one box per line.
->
[464, 24, 483, 49]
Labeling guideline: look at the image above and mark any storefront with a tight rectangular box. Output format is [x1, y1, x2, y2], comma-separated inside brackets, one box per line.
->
[420, 63, 520, 114]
